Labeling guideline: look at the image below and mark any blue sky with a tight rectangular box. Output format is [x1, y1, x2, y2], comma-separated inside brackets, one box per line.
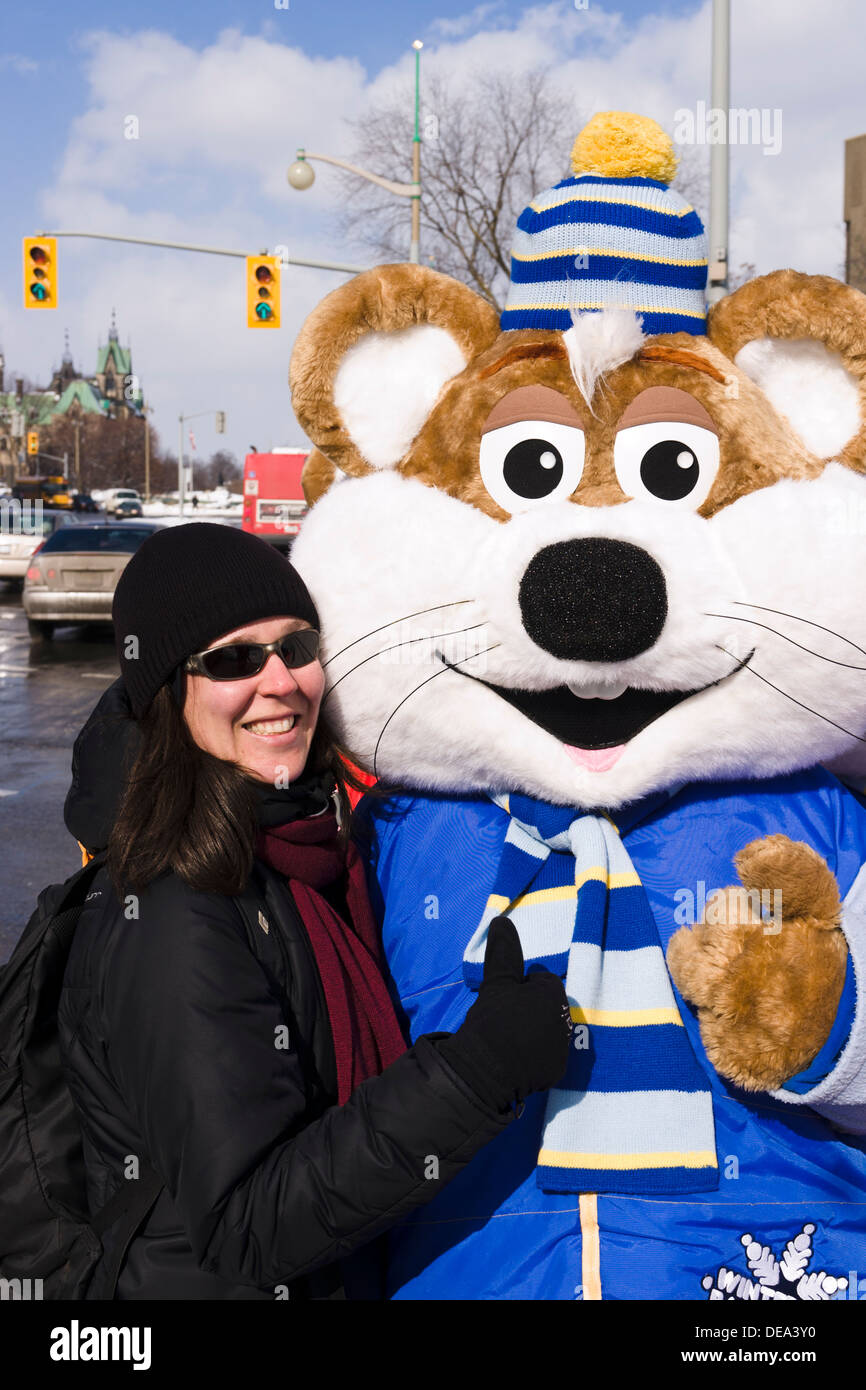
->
[1, 0, 863, 469]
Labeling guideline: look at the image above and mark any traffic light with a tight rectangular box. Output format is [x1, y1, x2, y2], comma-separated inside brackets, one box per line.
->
[27, 430, 39, 455]
[23, 237, 57, 309]
[246, 255, 281, 328]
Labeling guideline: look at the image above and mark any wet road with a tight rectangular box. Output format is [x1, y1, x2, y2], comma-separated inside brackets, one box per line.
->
[0, 581, 118, 961]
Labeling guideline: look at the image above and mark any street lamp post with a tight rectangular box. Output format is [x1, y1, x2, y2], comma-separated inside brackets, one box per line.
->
[288, 39, 424, 264]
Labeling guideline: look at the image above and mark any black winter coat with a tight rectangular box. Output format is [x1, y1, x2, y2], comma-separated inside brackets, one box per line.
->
[57, 682, 512, 1300]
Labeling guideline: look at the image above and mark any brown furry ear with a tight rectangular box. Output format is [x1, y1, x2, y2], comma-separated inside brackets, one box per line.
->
[707, 270, 866, 467]
[290, 263, 500, 482]
[301, 448, 338, 506]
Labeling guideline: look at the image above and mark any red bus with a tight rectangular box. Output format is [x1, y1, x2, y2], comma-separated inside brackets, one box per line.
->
[242, 448, 309, 553]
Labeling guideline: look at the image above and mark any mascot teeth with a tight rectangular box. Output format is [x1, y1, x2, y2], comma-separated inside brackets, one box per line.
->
[567, 678, 628, 701]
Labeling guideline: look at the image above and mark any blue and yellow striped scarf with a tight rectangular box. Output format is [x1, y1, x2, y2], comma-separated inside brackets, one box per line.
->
[463, 793, 718, 1195]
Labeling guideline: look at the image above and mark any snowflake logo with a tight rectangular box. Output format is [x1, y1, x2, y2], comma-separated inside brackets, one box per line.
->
[702, 1224, 848, 1301]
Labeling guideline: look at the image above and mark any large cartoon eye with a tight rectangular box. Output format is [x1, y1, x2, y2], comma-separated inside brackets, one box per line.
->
[614, 422, 719, 508]
[480, 420, 585, 514]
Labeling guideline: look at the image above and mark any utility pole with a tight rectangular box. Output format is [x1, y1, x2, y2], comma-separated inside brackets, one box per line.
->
[178, 415, 185, 518]
[144, 410, 150, 502]
[707, 0, 730, 304]
[411, 40, 423, 265]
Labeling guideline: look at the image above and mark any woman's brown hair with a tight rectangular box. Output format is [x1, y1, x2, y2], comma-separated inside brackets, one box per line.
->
[106, 684, 373, 898]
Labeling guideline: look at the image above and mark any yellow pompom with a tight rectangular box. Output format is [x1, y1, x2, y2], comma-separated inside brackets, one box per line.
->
[570, 112, 678, 185]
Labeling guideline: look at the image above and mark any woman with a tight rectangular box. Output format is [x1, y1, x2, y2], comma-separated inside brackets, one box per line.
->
[59, 523, 569, 1300]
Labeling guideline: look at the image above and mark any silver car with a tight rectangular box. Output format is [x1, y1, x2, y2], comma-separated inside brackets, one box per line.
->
[0, 506, 101, 586]
[22, 520, 164, 640]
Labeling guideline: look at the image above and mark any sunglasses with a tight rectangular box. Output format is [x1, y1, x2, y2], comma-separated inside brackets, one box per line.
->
[184, 628, 321, 681]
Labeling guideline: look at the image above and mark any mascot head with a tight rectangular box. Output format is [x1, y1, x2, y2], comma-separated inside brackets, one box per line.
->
[291, 112, 866, 810]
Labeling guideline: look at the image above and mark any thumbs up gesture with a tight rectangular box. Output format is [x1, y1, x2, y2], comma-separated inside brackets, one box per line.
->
[435, 917, 572, 1112]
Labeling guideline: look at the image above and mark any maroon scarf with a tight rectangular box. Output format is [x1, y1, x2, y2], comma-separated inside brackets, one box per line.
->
[254, 813, 407, 1104]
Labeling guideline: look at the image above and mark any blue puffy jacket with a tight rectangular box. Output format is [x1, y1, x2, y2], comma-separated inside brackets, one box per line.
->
[358, 768, 866, 1301]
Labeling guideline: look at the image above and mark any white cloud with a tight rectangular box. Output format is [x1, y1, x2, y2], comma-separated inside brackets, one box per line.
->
[428, 3, 509, 39]
[0, 53, 38, 74]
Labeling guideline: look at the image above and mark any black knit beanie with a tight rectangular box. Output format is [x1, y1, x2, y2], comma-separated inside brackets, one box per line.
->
[112, 523, 320, 718]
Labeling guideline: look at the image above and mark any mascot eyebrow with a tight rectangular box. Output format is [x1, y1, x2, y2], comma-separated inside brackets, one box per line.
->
[639, 344, 729, 385]
[480, 338, 728, 387]
[480, 341, 567, 378]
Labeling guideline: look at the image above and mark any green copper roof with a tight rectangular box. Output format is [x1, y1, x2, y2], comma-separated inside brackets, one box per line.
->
[0, 391, 59, 424]
[96, 340, 132, 375]
[53, 380, 108, 415]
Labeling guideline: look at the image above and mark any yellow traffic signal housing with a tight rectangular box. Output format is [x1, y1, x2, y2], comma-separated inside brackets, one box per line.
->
[27, 431, 39, 455]
[23, 237, 57, 309]
[246, 255, 281, 328]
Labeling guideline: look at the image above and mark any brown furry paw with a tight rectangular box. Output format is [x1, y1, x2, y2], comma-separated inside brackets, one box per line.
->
[666, 835, 847, 1092]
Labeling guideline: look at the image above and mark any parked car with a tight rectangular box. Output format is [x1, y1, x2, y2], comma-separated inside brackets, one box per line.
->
[102, 487, 143, 516]
[71, 493, 103, 513]
[23, 520, 165, 639]
[114, 498, 143, 518]
[0, 505, 105, 587]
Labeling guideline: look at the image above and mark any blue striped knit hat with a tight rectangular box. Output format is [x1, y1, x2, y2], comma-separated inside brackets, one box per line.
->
[501, 111, 708, 337]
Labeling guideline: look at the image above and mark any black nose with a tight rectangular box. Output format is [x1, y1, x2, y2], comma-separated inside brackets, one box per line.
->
[518, 538, 668, 663]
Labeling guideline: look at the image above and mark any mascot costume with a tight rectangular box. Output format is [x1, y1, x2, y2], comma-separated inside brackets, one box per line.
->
[289, 113, 866, 1300]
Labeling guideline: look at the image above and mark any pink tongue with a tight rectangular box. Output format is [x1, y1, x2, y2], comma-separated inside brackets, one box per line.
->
[564, 743, 626, 773]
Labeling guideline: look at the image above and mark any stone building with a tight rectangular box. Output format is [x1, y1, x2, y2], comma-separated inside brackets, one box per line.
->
[0, 315, 144, 481]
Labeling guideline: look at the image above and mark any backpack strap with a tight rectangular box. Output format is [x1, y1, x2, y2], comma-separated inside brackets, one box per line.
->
[90, 1164, 164, 1299]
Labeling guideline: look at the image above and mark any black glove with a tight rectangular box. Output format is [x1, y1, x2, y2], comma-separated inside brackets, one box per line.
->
[435, 916, 572, 1112]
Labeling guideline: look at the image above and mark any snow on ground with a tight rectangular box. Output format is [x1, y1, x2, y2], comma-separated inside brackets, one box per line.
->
[91, 486, 243, 518]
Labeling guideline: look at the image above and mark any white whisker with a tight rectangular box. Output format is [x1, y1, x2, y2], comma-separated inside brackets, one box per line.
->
[323, 599, 474, 668]
[706, 612, 866, 669]
[715, 645, 866, 743]
[373, 644, 502, 777]
[730, 602, 866, 659]
[323, 622, 488, 706]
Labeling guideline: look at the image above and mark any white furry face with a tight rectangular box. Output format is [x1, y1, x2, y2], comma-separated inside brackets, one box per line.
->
[292, 463, 866, 810]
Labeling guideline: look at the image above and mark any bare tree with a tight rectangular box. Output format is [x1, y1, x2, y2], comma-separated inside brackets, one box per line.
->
[671, 143, 709, 225]
[337, 82, 754, 308]
[727, 261, 757, 291]
[196, 448, 241, 490]
[336, 69, 579, 312]
[41, 412, 174, 493]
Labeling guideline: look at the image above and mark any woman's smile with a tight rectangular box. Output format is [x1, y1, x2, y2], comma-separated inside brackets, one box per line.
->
[241, 712, 302, 740]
